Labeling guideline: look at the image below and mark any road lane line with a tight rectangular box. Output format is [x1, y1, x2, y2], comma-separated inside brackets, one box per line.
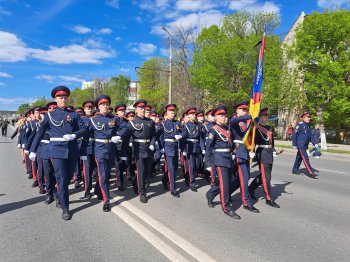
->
[111, 194, 216, 262]
[111, 205, 189, 262]
[316, 168, 345, 174]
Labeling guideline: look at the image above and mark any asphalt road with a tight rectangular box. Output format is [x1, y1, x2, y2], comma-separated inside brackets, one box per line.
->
[1, 135, 349, 262]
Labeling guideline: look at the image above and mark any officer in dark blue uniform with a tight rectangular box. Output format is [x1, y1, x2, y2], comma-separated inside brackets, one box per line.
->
[81, 100, 95, 199]
[202, 109, 214, 183]
[180, 107, 205, 191]
[128, 99, 156, 203]
[159, 104, 182, 197]
[73, 107, 85, 188]
[83, 95, 126, 212]
[205, 106, 241, 219]
[248, 108, 280, 208]
[292, 112, 316, 178]
[125, 111, 136, 184]
[23, 109, 34, 179]
[29, 86, 87, 220]
[229, 101, 259, 213]
[114, 102, 128, 191]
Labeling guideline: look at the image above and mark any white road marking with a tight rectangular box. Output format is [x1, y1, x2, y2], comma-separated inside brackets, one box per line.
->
[316, 168, 345, 174]
[111, 194, 216, 262]
[111, 205, 189, 262]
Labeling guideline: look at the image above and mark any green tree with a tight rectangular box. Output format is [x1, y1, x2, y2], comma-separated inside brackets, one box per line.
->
[17, 103, 31, 114]
[31, 97, 49, 107]
[104, 75, 130, 106]
[137, 57, 168, 112]
[190, 11, 284, 111]
[293, 9, 350, 140]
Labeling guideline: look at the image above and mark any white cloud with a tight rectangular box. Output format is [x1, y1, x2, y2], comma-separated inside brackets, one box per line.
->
[0, 82, 5, 86]
[317, 0, 349, 8]
[115, 36, 123, 41]
[36, 74, 85, 83]
[129, 42, 157, 55]
[95, 28, 113, 35]
[229, 0, 280, 14]
[176, 0, 216, 11]
[0, 6, 11, 16]
[0, 31, 115, 64]
[0, 31, 30, 62]
[120, 67, 130, 72]
[0, 72, 13, 78]
[105, 0, 119, 9]
[160, 48, 169, 57]
[71, 25, 92, 34]
[0, 97, 36, 110]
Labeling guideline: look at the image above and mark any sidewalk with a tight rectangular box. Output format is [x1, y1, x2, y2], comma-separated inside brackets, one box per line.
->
[275, 140, 350, 152]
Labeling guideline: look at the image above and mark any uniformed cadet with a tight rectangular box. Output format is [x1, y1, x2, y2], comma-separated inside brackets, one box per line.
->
[73, 107, 85, 188]
[29, 86, 87, 220]
[151, 111, 162, 176]
[159, 104, 182, 197]
[83, 95, 125, 212]
[229, 101, 259, 213]
[81, 100, 95, 199]
[292, 112, 317, 178]
[125, 111, 136, 183]
[180, 107, 205, 191]
[23, 109, 34, 179]
[201, 109, 215, 183]
[248, 108, 280, 208]
[128, 99, 156, 203]
[205, 106, 241, 219]
[41, 102, 60, 206]
[114, 102, 129, 191]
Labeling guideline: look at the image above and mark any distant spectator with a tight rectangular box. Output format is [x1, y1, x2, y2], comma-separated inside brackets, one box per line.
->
[11, 119, 15, 126]
[1, 118, 10, 137]
[286, 124, 293, 141]
[309, 124, 321, 158]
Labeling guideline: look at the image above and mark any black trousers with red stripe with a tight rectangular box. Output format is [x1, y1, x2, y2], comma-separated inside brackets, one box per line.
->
[292, 148, 315, 175]
[94, 158, 111, 204]
[134, 157, 152, 195]
[82, 154, 95, 195]
[249, 163, 272, 201]
[162, 155, 178, 193]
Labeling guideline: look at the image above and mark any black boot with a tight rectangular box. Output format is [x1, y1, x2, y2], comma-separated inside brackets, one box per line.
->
[206, 193, 214, 208]
[62, 209, 71, 220]
[103, 203, 111, 212]
[266, 200, 280, 208]
[31, 180, 39, 188]
[45, 195, 54, 205]
[140, 194, 148, 203]
[55, 198, 62, 209]
[171, 191, 180, 198]
[248, 188, 256, 200]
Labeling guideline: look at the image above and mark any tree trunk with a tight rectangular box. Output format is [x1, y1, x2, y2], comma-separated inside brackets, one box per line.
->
[316, 107, 327, 150]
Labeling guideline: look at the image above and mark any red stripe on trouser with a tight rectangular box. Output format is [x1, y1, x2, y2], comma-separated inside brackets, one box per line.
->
[260, 163, 271, 201]
[187, 158, 192, 185]
[31, 161, 38, 183]
[82, 160, 87, 191]
[210, 164, 214, 184]
[50, 158, 59, 194]
[166, 158, 172, 192]
[94, 158, 107, 204]
[24, 154, 28, 171]
[135, 159, 140, 195]
[299, 149, 313, 175]
[235, 158, 248, 206]
[216, 166, 227, 213]
[183, 155, 187, 173]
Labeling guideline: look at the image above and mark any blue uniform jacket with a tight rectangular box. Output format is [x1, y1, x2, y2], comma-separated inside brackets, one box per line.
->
[159, 119, 180, 157]
[292, 121, 311, 149]
[205, 124, 233, 168]
[180, 120, 205, 155]
[229, 115, 252, 161]
[30, 107, 87, 159]
[311, 128, 320, 145]
[128, 116, 156, 159]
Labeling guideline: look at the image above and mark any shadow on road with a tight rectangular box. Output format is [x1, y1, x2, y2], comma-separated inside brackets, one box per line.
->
[0, 195, 45, 215]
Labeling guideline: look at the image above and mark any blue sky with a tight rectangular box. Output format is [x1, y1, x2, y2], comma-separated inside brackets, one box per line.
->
[0, 0, 349, 110]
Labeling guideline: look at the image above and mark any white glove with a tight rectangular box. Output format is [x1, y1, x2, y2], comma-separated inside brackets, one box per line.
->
[24, 150, 29, 155]
[111, 136, 121, 143]
[175, 135, 182, 140]
[17, 144, 21, 148]
[293, 146, 297, 149]
[206, 167, 211, 172]
[22, 144, 25, 148]
[29, 152, 36, 161]
[149, 145, 155, 151]
[273, 151, 277, 157]
[160, 148, 165, 154]
[63, 134, 76, 141]
[182, 152, 187, 157]
[249, 152, 255, 159]
[315, 144, 319, 148]
[202, 150, 206, 155]
[129, 142, 133, 148]
[232, 154, 236, 161]
[80, 156, 87, 161]
[9, 137, 12, 140]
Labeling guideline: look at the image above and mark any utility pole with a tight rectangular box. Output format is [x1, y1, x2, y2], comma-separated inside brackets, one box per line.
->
[162, 26, 172, 104]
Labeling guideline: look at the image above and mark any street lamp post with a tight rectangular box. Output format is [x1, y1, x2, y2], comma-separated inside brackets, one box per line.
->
[162, 26, 172, 104]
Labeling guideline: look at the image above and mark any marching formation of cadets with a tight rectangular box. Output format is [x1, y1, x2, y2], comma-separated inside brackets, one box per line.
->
[9, 85, 317, 221]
